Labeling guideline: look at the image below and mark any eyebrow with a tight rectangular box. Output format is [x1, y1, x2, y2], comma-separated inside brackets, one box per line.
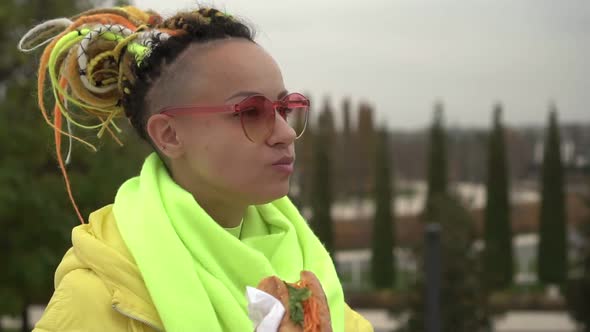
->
[225, 89, 289, 101]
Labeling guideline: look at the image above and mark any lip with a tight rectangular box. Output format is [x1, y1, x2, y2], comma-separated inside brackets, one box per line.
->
[272, 156, 295, 166]
[272, 163, 294, 174]
[272, 156, 295, 174]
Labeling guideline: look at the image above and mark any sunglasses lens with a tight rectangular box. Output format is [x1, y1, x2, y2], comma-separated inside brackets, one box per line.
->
[239, 95, 274, 142]
[281, 93, 309, 139]
[238, 93, 310, 142]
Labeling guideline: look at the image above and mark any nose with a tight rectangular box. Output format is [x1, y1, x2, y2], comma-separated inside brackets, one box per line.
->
[265, 110, 297, 146]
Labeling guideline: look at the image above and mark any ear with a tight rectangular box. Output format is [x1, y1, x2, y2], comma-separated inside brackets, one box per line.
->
[146, 114, 184, 159]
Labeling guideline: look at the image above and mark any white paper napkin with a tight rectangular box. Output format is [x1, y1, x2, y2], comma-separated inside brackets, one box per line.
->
[246, 286, 286, 332]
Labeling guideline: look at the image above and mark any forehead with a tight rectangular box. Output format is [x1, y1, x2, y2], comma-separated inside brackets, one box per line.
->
[180, 39, 284, 102]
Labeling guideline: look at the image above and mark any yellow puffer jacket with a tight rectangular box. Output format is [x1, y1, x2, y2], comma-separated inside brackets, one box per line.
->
[34, 205, 374, 332]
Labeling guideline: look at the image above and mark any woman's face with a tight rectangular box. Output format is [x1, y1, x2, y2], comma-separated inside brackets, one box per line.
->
[148, 39, 296, 205]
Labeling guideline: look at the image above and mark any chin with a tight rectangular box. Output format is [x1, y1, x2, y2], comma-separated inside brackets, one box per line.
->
[249, 183, 290, 205]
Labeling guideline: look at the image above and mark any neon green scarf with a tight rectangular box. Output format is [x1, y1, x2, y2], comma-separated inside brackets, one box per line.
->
[113, 153, 344, 331]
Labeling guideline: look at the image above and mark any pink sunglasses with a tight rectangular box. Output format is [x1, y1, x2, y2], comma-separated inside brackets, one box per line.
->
[158, 92, 310, 143]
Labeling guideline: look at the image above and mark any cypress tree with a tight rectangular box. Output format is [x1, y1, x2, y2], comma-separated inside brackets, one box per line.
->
[564, 178, 590, 331]
[340, 98, 353, 198]
[356, 103, 376, 198]
[483, 104, 513, 289]
[319, 97, 336, 146]
[294, 93, 314, 208]
[405, 195, 491, 332]
[342, 98, 352, 142]
[538, 107, 568, 285]
[310, 102, 335, 256]
[371, 128, 396, 289]
[424, 102, 448, 219]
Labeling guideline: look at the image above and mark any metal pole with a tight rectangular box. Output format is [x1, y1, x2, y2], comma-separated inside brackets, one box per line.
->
[425, 223, 441, 332]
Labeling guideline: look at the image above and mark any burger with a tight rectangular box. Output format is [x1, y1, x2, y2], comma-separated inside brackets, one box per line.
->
[256, 270, 332, 332]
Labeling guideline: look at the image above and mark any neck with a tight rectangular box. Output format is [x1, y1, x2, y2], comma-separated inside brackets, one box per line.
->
[170, 164, 247, 228]
[195, 194, 246, 228]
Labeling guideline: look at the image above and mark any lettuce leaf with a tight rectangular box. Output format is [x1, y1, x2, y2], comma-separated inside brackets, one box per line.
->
[285, 283, 312, 326]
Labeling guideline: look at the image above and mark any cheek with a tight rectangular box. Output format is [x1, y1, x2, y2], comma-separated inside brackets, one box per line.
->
[201, 143, 268, 198]
[185, 121, 263, 185]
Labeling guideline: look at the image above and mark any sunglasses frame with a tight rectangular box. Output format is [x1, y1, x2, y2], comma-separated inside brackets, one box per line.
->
[158, 92, 310, 143]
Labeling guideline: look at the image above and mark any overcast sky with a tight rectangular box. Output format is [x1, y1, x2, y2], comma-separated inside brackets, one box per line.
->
[133, 0, 589, 129]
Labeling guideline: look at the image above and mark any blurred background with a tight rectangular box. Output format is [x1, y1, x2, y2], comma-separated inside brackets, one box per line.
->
[0, 0, 589, 331]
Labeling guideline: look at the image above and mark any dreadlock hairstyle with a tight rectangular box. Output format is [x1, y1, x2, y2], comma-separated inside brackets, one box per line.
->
[18, 6, 255, 224]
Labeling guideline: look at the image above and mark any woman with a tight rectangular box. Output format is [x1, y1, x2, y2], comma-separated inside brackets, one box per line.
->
[19, 5, 373, 332]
